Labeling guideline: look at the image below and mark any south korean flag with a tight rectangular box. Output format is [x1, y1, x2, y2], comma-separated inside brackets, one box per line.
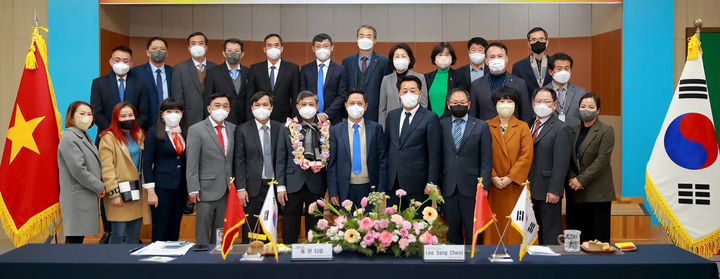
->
[510, 184, 538, 261]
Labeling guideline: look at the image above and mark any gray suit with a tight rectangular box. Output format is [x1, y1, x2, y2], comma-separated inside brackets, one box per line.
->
[186, 117, 236, 245]
[544, 82, 586, 126]
[378, 70, 429, 129]
[172, 58, 218, 125]
[58, 127, 105, 236]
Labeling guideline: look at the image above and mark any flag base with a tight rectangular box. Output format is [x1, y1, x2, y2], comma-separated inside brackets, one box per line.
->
[240, 253, 264, 261]
[488, 253, 513, 262]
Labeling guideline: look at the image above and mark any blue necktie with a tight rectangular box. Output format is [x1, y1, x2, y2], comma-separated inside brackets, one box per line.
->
[155, 69, 164, 101]
[230, 69, 238, 80]
[270, 66, 276, 92]
[317, 64, 325, 113]
[453, 118, 464, 150]
[352, 123, 361, 175]
[118, 78, 125, 102]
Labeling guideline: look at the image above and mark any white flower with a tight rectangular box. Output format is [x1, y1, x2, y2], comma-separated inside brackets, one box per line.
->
[418, 222, 428, 230]
[337, 230, 345, 238]
[393, 230, 400, 236]
[392, 235, 399, 242]
[360, 242, 367, 249]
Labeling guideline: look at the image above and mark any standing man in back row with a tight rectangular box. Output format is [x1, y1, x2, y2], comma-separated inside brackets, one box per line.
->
[512, 27, 552, 102]
[173, 32, 218, 126]
[342, 25, 392, 122]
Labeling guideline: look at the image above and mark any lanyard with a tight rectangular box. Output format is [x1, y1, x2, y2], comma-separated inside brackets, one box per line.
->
[529, 54, 547, 86]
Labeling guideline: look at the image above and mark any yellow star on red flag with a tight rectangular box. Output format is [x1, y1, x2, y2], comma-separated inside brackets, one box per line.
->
[6, 105, 45, 164]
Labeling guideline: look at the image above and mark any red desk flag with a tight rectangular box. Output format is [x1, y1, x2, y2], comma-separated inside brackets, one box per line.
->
[221, 179, 246, 260]
[0, 26, 63, 247]
[470, 178, 493, 258]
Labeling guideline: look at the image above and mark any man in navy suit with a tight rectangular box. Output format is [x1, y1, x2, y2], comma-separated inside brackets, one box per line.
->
[512, 27, 552, 101]
[205, 38, 251, 125]
[300, 33, 348, 124]
[327, 89, 386, 208]
[385, 75, 441, 209]
[130, 37, 173, 129]
[342, 25, 392, 123]
[440, 88, 492, 245]
[91, 45, 149, 143]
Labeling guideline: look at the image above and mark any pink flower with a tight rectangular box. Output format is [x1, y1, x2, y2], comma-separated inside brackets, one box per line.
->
[395, 189, 407, 197]
[432, 235, 439, 245]
[420, 231, 434, 245]
[358, 217, 374, 232]
[308, 202, 317, 214]
[334, 215, 347, 229]
[399, 229, 409, 238]
[413, 222, 421, 235]
[407, 234, 417, 243]
[378, 231, 394, 247]
[385, 207, 396, 214]
[361, 197, 368, 207]
[398, 238, 410, 250]
[342, 200, 353, 208]
[363, 232, 375, 246]
[317, 199, 325, 207]
[316, 219, 328, 230]
[402, 221, 412, 230]
[333, 245, 342, 254]
[390, 214, 404, 226]
[307, 230, 314, 242]
[373, 219, 389, 231]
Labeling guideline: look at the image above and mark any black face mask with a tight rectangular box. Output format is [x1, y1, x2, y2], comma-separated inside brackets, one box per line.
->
[119, 120, 135, 130]
[530, 41, 546, 54]
[450, 105, 469, 118]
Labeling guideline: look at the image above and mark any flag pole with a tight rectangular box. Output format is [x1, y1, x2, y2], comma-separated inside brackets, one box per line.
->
[694, 18, 702, 40]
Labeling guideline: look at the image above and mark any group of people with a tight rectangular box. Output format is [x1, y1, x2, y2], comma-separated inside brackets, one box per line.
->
[57, 25, 615, 247]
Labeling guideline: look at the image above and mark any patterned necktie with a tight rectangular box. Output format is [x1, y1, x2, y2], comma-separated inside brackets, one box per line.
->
[118, 78, 125, 102]
[532, 119, 542, 141]
[262, 125, 274, 179]
[155, 69, 164, 101]
[215, 125, 225, 155]
[557, 87, 566, 113]
[172, 132, 183, 155]
[270, 66, 276, 92]
[197, 63, 205, 72]
[361, 56, 368, 73]
[453, 118, 463, 150]
[318, 64, 325, 114]
[352, 124, 362, 175]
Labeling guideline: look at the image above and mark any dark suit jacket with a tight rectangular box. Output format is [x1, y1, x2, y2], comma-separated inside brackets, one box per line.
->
[142, 127, 186, 190]
[566, 120, 616, 203]
[90, 70, 149, 142]
[300, 60, 349, 124]
[327, 120, 387, 201]
[527, 114, 572, 199]
[385, 106, 442, 194]
[246, 60, 300, 123]
[468, 73, 533, 121]
[233, 119, 282, 198]
[204, 62, 250, 125]
[440, 116, 492, 195]
[342, 52, 392, 122]
[172, 58, 218, 125]
[130, 63, 173, 129]
[425, 68, 468, 118]
[512, 55, 553, 99]
[456, 63, 489, 92]
[276, 118, 327, 195]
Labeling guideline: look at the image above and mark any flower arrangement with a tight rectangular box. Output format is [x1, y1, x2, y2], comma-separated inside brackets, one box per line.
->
[305, 187, 447, 257]
[285, 117, 330, 172]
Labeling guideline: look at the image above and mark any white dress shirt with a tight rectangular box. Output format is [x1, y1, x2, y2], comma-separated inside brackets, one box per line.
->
[267, 59, 282, 86]
[317, 59, 330, 84]
[192, 58, 207, 70]
[398, 104, 420, 136]
[116, 75, 126, 91]
[209, 117, 229, 155]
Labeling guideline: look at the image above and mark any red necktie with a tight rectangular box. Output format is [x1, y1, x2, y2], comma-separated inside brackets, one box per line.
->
[532, 119, 541, 141]
[172, 132, 183, 155]
[215, 125, 225, 154]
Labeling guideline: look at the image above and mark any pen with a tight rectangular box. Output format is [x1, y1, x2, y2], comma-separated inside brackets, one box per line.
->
[129, 246, 145, 253]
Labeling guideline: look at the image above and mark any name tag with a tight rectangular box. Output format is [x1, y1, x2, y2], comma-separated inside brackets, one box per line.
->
[291, 244, 333, 261]
[558, 114, 566, 122]
[423, 245, 466, 262]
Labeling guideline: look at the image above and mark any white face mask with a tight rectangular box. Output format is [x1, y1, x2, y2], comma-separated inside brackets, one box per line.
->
[357, 38, 374, 51]
[266, 48, 281, 60]
[298, 106, 317, 120]
[211, 109, 229, 122]
[435, 56, 452, 69]
[190, 45, 206, 59]
[75, 116, 93, 131]
[163, 112, 182, 127]
[553, 70, 571, 84]
[347, 105, 365, 119]
[393, 59, 410, 72]
[112, 62, 130, 76]
[533, 104, 553, 118]
[252, 107, 272, 121]
[496, 103, 515, 118]
[400, 93, 420, 109]
[469, 53, 485, 65]
[488, 58, 506, 74]
[315, 48, 331, 61]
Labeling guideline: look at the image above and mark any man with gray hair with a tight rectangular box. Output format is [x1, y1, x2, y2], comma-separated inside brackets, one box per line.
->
[276, 91, 328, 244]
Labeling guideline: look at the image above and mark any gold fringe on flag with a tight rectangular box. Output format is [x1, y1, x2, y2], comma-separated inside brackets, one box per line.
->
[687, 33, 702, 61]
[0, 191, 62, 247]
[645, 172, 720, 258]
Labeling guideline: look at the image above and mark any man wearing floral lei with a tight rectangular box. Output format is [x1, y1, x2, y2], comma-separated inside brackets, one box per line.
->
[276, 90, 331, 244]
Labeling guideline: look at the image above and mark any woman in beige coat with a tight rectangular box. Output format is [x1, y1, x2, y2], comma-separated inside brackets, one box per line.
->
[99, 102, 151, 244]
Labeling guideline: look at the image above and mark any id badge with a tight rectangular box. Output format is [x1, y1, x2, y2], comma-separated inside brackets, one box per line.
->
[558, 114, 566, 122]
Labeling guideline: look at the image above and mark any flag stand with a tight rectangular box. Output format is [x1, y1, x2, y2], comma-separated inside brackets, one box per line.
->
[489, 218, 513, 262]
[240, 216, 265, 261]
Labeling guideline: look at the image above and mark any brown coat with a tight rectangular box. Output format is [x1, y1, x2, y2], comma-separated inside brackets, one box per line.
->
[483, 115, 533, 245]
[99, 132, 151, 224]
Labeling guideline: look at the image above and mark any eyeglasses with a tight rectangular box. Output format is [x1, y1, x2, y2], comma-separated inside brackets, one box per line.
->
[529, 38, 547, 43]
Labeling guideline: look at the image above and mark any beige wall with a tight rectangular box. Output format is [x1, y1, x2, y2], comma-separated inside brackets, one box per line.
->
[674, 0, 720, 86]
[0, 0, 49, 242]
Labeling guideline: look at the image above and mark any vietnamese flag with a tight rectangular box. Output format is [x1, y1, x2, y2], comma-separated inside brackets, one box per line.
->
[0, 27, 63, 247]
[470, 178, 494, 258]
[221, 179, 246, 260]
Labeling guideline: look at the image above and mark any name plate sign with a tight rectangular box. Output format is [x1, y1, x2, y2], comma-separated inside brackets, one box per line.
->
[291, 244, 333, 261]
[423, 245, 466, 262]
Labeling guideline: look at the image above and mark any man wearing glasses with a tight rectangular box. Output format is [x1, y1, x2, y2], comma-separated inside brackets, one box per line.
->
[512, 27, 553, 103]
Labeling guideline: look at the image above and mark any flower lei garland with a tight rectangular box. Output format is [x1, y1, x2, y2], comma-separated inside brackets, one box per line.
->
[285, 117, 331, 171]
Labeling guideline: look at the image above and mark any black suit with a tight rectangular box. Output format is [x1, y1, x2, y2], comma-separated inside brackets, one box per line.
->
[246, 60, 300, 123]
[300, 60, 348, 124]
[468, 73, 533, 121]
[142, 127, 187, 242]
[90, 70, 150, 143]
[233, 119, 282, 243]
[129, 63, 173, 129]
[342, 52, 392, 122]
[527, 114, 572, 244]
[385, 106, 441, 209]
[204, 62, 250, 125]
[512, 55, 553, 101]
[424, 68, 468, 118]
[440, 115, 492, 244]
[456, 63, 489, 92]
[276, 118, 327, 244]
